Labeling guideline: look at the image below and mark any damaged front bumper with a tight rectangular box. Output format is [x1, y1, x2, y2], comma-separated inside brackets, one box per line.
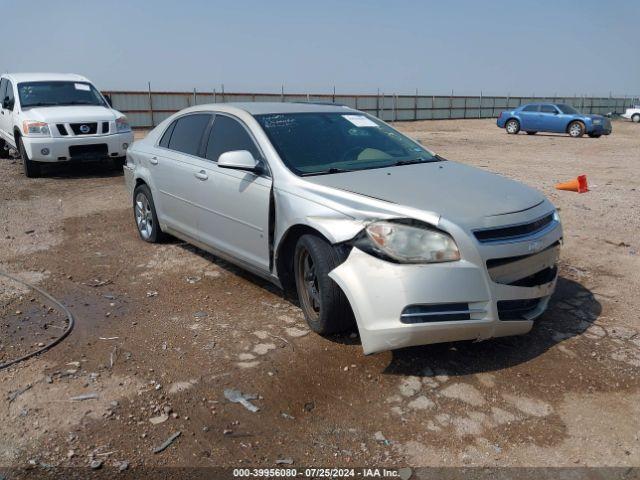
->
[329, 221, 562, 355]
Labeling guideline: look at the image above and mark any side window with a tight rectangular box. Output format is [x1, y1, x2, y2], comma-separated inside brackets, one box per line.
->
[159, 120, 176, 148]
[540, 105, 557, 114]
[205, 115, 260, 162]
[4, 80, 14, 110]
[167, 114, 211, 156]
[522, 105, 538, 112]
[0, 79, 7, 105]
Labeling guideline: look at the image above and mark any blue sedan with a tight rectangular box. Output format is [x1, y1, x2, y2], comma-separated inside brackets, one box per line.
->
[497, 103, 612, 138]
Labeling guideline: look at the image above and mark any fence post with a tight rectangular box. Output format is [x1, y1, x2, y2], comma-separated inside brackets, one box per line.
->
[449, 90, 453, 119]
[414, 88, 418, 121]
[147, 81, 154, 128]
[193, 88, 197, 105]
[376, 89, 380, 118]
[463, 96, 467, 119]
[281, 84, 284, 102]
[332, 86, 336, 103]
[221, 84, 225, 103]
[431, 95, 435, 120]
[381, 92, 385, 121]
[479, 91, 482, 119]
[491, 96, 496, 117]
[213, 88, 216, 103]
[393, 93, 397, 122]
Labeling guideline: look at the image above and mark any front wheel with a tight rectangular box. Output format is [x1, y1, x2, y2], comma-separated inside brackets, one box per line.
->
[505, 119, 520, 134]
[19, 138, 41, 178]
[568, 121, 585, 138]
[133, 184, 165, 243]
[294, 234, 354, 335]
[632, 114, 640, 123]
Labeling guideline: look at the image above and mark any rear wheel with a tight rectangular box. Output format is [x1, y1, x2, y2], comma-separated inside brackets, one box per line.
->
[525, 131, 537, 135]
[568, 121, 585, 138]
[294, 234, 354, 335]
[19, 137, 41, 178]
[133, 184, 165, 243]
[505, 119, 520, 134]
[632, 114, 640, 123]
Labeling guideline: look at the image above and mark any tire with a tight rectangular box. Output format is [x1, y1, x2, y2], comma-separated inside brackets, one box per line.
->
[588, 133, 602, 138]
[18, 137, 41, 178]
[294, 234, 354, 335]
[133, 184, 166, 243]
[505, 119, 520, 134]
[112, 156, 126, 169]
[0, 138, 8, 159]
[632, 114, 640, 123]
[568, 121, 585, 138]
[525, 131, 537, 135]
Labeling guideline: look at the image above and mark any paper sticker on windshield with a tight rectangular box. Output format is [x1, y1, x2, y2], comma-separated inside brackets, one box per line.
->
[342, 115, 379, 127]
[74, 83, 91, 91]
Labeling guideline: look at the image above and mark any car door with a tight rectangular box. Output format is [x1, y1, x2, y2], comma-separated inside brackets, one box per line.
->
[538, 104, 564, 132]
[194, 113, 272, 272]
[518, 104, 539, 130]
[150, 113, 213, 240]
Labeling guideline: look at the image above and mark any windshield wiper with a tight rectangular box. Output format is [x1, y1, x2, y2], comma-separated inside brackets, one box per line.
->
[62, 101, 100, 106]
[22, 102, 59, 108]
[301, 167, 353, 176]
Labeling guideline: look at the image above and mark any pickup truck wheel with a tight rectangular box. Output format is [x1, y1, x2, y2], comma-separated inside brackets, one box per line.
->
[294, 234, 354, 335]
[19, 138, 41, 178]
[568, 121, 585, 138]
[632, 114, 640, 123]
[526, 131, 537, 135]
[505, 119, 520, 134]
[133, 184, 165, 243]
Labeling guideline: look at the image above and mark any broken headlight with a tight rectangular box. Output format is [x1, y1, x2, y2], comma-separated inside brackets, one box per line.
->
[356, 220, 460, 264]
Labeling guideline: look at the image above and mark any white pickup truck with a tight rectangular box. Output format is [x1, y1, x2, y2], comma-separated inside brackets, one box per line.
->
[0, 73, 134, 177]
[621, 106, 640, 123]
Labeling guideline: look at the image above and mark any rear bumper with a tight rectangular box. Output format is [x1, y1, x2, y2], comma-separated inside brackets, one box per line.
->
[329, 220, 562, 355]
[22, 132, 134, 162]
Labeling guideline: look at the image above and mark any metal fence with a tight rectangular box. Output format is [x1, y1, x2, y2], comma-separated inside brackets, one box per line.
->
[102, 89, 640, 129]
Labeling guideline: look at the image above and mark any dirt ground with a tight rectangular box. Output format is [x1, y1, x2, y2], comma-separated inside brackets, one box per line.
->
[1, 119, 639, 474]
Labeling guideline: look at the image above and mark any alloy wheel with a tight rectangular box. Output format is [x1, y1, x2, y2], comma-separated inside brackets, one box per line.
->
[506, 120, 518, 134]
[135, 192, 154, 240]
[296, 248, 321, 318]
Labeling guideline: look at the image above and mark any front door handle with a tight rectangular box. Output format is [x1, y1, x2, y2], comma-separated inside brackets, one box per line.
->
[149, 156, 158, 165]
[194, 170, 208, 181]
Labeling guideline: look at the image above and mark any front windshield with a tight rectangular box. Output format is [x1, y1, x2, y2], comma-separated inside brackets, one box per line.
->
[557, 104, 581, 115]
[18, 81, 106, 108]
[255, 112, 439, 176]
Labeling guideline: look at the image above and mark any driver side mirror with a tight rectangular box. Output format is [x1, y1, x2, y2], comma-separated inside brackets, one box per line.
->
[218, 150, 259, 172]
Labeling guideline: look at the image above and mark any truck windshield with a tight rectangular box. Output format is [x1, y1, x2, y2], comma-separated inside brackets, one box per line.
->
[255, 112, 439, 176]
[18, 81, 106, 108]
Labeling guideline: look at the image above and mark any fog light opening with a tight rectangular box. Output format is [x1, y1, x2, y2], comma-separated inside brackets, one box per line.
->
[40, 148, 50, 156]
[122, 143, 129, 150]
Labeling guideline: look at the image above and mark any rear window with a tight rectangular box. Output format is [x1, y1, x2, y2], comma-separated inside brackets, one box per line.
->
[167, 114, 211, 156]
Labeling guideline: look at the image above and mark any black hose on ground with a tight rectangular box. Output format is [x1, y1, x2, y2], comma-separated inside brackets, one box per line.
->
[0, 271, 75, 371]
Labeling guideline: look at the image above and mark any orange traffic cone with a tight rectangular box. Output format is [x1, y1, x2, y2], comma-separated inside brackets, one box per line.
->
[555, 174, 588, 193]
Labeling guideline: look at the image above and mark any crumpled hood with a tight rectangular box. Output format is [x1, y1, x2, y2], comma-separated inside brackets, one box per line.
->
[21, 106, 118, 123]
[302, 161, 546, 225]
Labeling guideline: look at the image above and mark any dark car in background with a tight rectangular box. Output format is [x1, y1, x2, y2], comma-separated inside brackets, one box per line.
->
[497, 103, 612, 138]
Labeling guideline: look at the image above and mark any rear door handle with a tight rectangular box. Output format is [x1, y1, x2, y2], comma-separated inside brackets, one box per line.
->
[149, 156, 158, 165]
[194, 170, 208, 181]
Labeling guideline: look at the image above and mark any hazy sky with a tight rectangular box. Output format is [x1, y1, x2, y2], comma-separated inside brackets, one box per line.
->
[3, 0, 639, 96]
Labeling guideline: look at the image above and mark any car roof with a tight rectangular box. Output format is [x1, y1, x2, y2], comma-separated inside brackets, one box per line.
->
[185, 102, 356, 116]
[1, 72, 91, 84]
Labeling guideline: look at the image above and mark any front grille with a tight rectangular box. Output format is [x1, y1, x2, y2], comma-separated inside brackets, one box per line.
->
[70, 122, 98, 135]
[69, 144, 108, 160]
[400, 303, 481, 324]
[57, 124, 68, 136]
[509, 266, 557, 287]
[497, 298, 541, 320]
[101, 122, 110, 134]
[474, 213, 554, 243]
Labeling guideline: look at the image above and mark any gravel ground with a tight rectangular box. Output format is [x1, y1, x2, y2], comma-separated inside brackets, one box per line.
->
[0, 119, 639, 473]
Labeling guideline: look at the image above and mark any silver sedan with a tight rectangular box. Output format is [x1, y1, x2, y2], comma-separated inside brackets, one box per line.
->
[123, 103, 562, 354]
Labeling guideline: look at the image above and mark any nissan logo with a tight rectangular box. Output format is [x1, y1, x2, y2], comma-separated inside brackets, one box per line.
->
[79, 124, 90, 134]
